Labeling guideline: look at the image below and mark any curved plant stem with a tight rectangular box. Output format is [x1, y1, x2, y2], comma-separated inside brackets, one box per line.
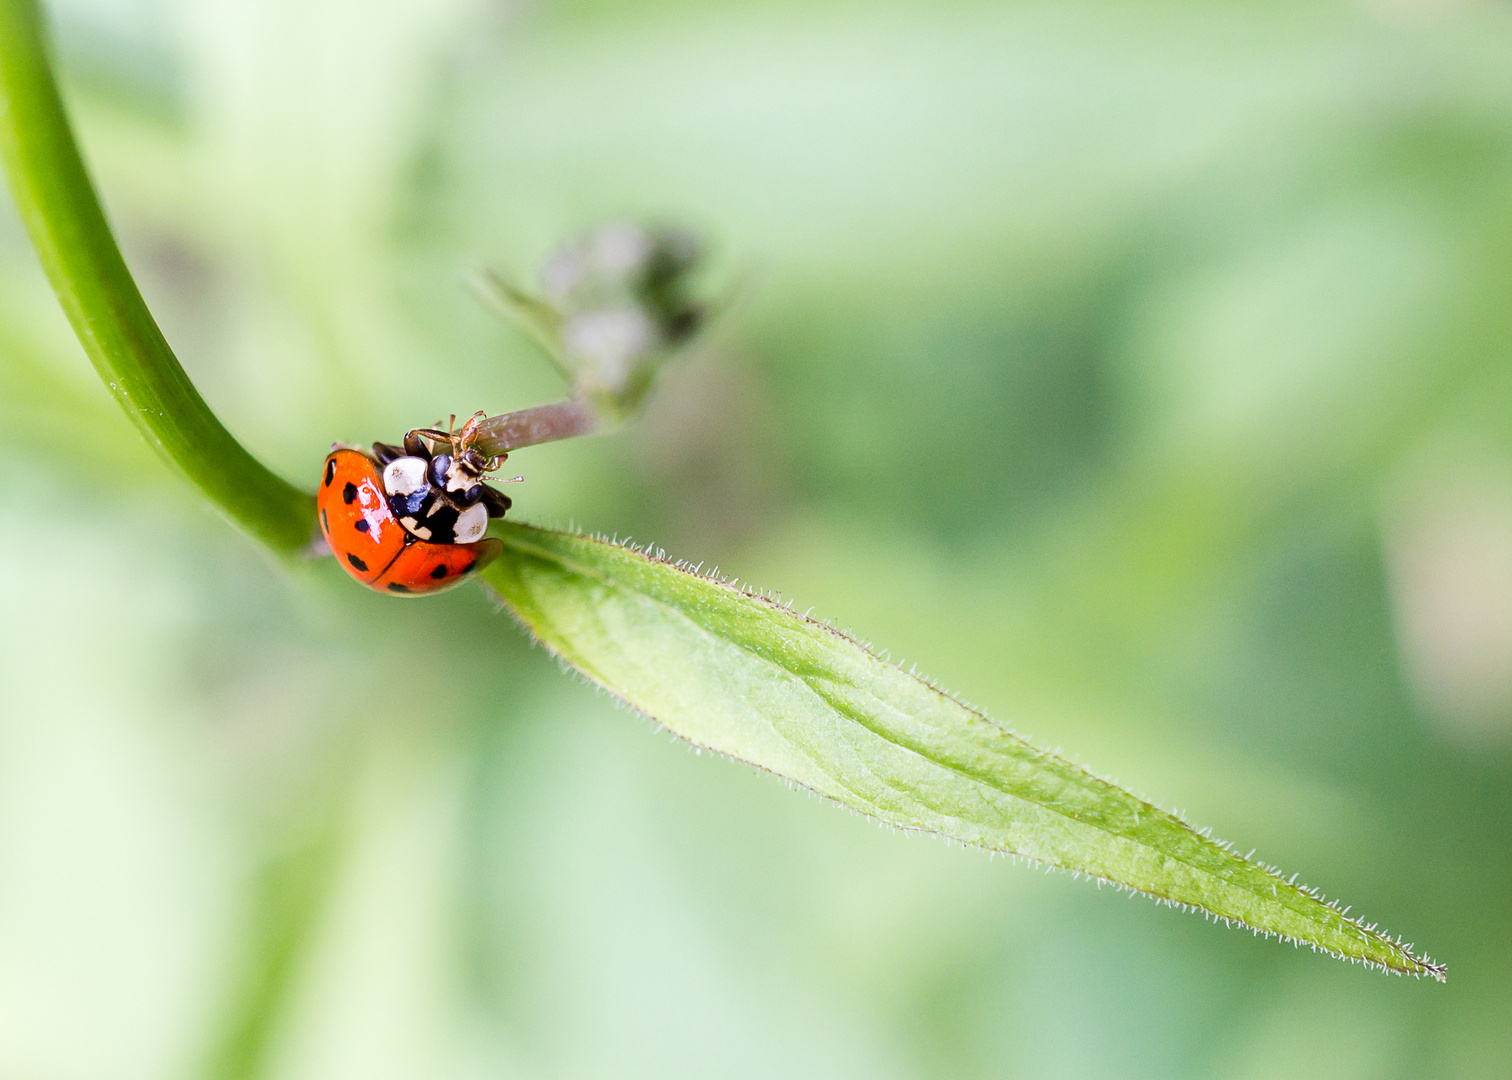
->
[0, 0, 314, 556]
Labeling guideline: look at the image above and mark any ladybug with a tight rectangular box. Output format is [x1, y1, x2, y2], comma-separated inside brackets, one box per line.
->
[317, 412, 515, 596]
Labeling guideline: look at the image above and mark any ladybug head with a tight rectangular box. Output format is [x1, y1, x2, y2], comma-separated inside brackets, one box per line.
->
[391, 411, 519, 517]
[428, 451, 487, 505]
[412, 411, 507, 508]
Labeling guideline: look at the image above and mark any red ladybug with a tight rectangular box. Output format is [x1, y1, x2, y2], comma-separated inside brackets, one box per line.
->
[318, 414, 513, 596]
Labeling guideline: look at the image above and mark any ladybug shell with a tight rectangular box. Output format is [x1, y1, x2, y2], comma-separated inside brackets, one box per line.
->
[318, 449, 501, 596]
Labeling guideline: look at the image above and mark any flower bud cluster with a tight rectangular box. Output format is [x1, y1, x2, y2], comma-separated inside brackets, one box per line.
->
[538, 222, 704, 413]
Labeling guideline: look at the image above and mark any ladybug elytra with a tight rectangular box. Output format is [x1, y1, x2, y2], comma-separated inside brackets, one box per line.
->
[318, 413, 514, 596]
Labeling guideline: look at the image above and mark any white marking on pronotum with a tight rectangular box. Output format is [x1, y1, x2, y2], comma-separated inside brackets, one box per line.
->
[454, 503, 488, 543]
[444, 460, 474, 493]
[383, 456, 428, 496]
[400, 516, 432, 541]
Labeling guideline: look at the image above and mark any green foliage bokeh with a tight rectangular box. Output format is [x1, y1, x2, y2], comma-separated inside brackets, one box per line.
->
[1, 0, 1507, 1076]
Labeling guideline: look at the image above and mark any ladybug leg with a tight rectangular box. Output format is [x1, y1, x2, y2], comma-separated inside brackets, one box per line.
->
[371, 441, 405, 465]
[480, 485, 512, 518]
[456, 411, 488, 449]
[405, 428, 453, 457]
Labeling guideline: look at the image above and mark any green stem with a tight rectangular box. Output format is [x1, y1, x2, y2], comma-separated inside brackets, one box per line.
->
[475, 397, 602, 456]
[0, 0, 314, 556]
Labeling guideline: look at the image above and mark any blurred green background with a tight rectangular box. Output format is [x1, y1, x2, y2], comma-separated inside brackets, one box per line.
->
[2, 0, 1510, 1076]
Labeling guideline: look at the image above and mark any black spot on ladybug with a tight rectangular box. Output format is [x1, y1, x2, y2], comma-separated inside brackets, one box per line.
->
[320, 508, 328, 532]
[346, 553, 368, 572]
[355, 518, 370, 533]
[343, 481, 358, 505]
[388, 583, 411, 593]
[430, 564, 448, 579]
[324, 458, 336, 486]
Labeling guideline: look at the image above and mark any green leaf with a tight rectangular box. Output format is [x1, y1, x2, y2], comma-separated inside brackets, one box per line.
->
[482, 521, 1445, 981]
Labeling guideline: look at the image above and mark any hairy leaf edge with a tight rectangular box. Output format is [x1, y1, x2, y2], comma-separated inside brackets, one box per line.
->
[481, 522, 1445, 982]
